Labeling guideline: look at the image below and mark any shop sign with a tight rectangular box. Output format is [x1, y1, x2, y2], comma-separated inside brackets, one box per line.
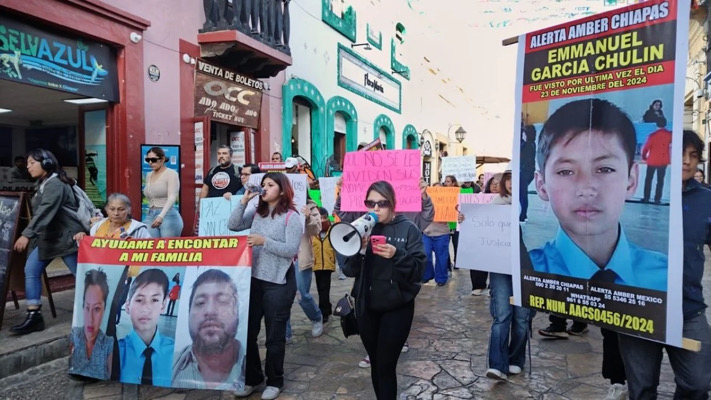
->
[337, 44, 401, 113]
[194, 62, 263, 128]
[423, 161, 431, 185]
[0, 16, 118, 101]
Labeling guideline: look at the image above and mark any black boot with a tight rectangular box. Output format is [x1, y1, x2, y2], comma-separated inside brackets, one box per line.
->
[11, 307, 45, 335]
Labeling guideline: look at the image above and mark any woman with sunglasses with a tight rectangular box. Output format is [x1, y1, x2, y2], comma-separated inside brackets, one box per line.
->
[341, 181, 426, 400]
[229, 172, 301, 400]
[142, 147, 183, 237]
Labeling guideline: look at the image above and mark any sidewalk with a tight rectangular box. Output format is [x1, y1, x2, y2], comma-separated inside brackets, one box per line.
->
[0, 264, 707, 399]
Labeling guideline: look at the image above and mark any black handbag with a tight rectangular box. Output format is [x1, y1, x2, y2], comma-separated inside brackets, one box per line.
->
[333, 294, 358, 338]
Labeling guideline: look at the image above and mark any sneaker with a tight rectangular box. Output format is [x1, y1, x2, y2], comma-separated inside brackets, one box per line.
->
[358, 355, 371, 368]
[338, 272, 347, 280]
[472, 289, 483, 296]
[508, 365, 522, 375]
[436, 282, 446, 287]
[604, 383, 628, 400]
[567, 323, 589, 336]
[538, 325, 569, 338]
[312, 318, 323, 337]
[285, 336, 293, 344]
[235, 383, 261, 397]
[261, 386, 281, 400]
[401, 341, 410, 353]
[485, 368, 508, 381]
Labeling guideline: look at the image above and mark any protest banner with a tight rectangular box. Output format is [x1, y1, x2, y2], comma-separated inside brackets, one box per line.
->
[69, 236, 250, 391]
[426, 186, 460, 222]
[456, 204, 512, 274]
[511, 0, 688, 346]
[340, 149, 421, 212]
[456, 194, 499, 231]
[318, 177, 339, 214]
[441, 156, 477, 183]
[359, 138, 383, 151]
[248, 173, 308, 230]
[257, 162, 286, 172]
[198, 196, 251, 236]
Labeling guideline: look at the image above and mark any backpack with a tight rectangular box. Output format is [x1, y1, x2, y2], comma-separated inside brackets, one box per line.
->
[65, 184, 98, 232]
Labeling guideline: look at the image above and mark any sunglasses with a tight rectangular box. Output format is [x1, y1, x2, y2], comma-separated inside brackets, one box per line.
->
[364, 199, 391, 209]
[145, 157, 162, 163]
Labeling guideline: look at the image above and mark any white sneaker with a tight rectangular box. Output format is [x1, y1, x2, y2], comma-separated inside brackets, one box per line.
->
[472, 289, 483, 296]
[261, 386, 281, 400]
[604, 383, 628, 400]
[485, 368, 507, 381]
[401, 341, 409, 353]
[235, 384, 260, 397]
[508, 365, 522, 375]
[358, 355, 371, 368]
[312, 318, 323, 337]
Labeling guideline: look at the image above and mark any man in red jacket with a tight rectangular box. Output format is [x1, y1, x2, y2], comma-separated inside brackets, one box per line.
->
[641, 117, 671, 204]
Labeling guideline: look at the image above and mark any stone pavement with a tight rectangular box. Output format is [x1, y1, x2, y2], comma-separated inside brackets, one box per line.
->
[1, 264, 709, 399]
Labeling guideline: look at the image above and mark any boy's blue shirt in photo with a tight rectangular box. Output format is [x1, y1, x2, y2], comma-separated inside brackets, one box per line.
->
[118, 328, 175, 386]
[529, 225, 668, 291]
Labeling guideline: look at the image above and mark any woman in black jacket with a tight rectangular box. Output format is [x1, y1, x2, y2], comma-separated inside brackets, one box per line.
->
[12, 149, 87, 335]
[341, 181, 426, 400]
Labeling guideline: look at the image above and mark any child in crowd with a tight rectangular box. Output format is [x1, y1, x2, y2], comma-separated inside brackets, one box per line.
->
[312, 207, 336, 322]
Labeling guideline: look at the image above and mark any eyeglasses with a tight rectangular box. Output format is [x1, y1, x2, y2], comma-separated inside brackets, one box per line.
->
[364, 199, 391, 209]
[145, 157, 162, 163]
[241, 172, 251, 177]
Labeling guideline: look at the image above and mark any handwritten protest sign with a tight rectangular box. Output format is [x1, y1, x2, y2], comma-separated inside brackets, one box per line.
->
[70, 236, 251, 390]
[460, 193, 498, 205]
[248, 173, 307, 230]
[198, 196, 251, 236]
[456, 204, 512, 274]
[441, 156, 476, 183]
[426, 187, 460, 222]
[318, 177, 339, 214]
[340, 149, 421, 212]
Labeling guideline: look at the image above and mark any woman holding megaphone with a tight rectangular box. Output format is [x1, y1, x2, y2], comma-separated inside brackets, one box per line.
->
[341, 181, 426, 400]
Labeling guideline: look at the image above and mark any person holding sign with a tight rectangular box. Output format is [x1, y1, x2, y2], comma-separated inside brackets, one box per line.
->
[529, 99, 667, 290]
[484, 171, 535, 381]
[12, 149, 87, 335]
[235, 164, 261, 195]
[341, 181, 426, 400]
[618, 131, 711, 399]
[69, 268, 114, 380]
[199, 145, 243, 200]
[422, 183, 453, 286]
[80, 193, 151, 240]
[229, 172, 301, 400]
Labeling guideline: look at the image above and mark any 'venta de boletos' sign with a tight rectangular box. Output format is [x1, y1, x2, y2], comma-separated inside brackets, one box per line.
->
[194, 60, 263, 128]
[0, 16, 118, 101]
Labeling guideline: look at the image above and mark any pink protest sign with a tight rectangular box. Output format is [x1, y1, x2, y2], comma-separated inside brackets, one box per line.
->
[341, 149, 421, 212]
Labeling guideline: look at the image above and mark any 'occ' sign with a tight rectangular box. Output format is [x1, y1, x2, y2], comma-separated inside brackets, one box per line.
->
[203, 80, 256, 106]
[194, 72, 263, 128]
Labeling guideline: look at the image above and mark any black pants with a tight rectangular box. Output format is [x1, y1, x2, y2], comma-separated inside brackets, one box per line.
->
[166, 299, 176, 316]
[470, 270, 488, 290]
[244, 267, 297, 388]
[601, 328, 626, 384]
[643, 165, 667, 202]
[313, 270, 333, 321]
[359, 300, 415, 400]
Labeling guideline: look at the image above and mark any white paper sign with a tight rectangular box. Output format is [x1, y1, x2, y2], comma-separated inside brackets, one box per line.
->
[318, 177, 339, 214]
[441, 155, 476, 183]
[248, 173, 308, 231]
[456, 204, 512, 274]
[198, 196, 251, 236]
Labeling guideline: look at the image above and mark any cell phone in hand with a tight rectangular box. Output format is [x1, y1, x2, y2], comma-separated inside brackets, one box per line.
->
[370, 235, 386, 247]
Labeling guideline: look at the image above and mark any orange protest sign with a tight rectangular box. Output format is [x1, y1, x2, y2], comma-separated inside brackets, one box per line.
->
[426, 187, 460, 222]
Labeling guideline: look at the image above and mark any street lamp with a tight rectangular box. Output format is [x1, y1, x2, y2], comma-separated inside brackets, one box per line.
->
[447, 124, 467, 144]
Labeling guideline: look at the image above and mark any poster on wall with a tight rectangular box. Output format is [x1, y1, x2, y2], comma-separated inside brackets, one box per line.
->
[68, 236, 250, 390]
[141, 145, 181, 220]
[511, 0, 689, 346]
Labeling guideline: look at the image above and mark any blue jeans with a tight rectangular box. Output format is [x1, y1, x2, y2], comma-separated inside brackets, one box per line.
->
[488, 272, 534, 372]
[286, 261, 322, 339]
[618, 312, 711, 400]
[143, 207, 183, 238]
[25, 247, 77, 306]
[422, 234, 449, 284]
